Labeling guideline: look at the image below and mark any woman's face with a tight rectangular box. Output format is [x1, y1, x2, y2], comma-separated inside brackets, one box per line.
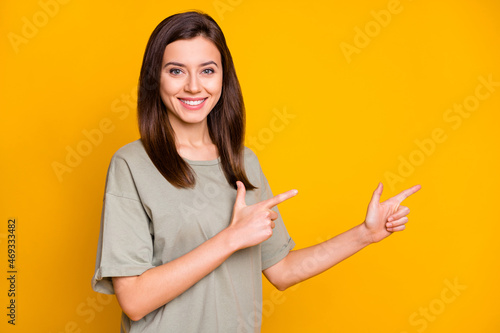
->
[160, 36, 223, 128]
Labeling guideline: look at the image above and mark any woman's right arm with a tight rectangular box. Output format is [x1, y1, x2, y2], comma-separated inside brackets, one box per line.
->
[112, 181, 297, 321]
[113, 227, 237, 321]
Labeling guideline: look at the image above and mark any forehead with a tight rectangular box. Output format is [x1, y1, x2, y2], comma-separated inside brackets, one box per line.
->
[162, 36, 221, 64]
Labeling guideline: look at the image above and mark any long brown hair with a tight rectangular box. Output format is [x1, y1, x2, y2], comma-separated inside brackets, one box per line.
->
[138, 11, 256, 190]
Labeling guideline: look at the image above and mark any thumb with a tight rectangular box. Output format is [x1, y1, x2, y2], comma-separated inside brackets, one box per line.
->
[369, 182, 383, 207]
[234, 181, 247, 207]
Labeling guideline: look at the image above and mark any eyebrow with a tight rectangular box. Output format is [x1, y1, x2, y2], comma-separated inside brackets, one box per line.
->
[163, 61, 219, 69]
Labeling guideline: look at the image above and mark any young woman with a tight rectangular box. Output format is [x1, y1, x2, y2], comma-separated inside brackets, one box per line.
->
[91, 11, 421, 333]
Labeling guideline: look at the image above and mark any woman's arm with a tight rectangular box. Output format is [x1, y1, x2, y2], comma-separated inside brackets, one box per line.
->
[263, 223, 372, 291]
[113, 229, 235, 321]
[263, 182, 421, 291]
[112, 181, 297, 321]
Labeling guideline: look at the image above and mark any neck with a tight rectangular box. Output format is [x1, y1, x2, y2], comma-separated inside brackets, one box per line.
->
[172, 121, 211, 147]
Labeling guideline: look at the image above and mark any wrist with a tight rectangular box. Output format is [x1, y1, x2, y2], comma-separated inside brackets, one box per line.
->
[219, 225, 241, 253]
[358, 222, 376, 246]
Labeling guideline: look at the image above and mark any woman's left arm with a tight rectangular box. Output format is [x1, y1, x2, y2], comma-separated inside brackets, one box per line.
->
[263, 182, 421, 291]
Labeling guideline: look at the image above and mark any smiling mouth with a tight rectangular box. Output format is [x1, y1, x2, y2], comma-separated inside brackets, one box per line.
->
[179, 98, 207, 106]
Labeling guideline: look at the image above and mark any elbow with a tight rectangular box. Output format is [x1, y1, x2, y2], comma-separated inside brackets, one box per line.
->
[268, 276, 293, 291]
[274, 280, 294, 291]
[117, 293, 154, 322]
[126, 311, 145, 322]
[113, 276, 147, 322]
[275, 284, 288, 292]
[116, 295, 146, 322]
[264, 257, 298, 292]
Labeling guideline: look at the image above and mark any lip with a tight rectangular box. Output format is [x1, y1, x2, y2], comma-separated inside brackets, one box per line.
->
[178, 97, 208, 110]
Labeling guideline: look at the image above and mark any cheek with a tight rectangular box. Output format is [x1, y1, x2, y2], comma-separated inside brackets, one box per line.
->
[206, 76, 223, 96]
[160, 76, 181, 102]
[160, 76, 175, 94]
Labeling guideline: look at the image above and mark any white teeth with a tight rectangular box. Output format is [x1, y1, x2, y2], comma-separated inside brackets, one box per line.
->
[180, 98, 205, 106]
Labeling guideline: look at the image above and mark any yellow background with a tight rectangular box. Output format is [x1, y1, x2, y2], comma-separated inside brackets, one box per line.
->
[1, 0, 499, 332]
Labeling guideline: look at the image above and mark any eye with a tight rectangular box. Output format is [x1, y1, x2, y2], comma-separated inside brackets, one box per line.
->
[202, 68, 215, 75]
[169, 68, 183, 75]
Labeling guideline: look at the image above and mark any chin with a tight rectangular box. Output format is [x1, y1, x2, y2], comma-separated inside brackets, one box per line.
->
[179, 113, 211, 125]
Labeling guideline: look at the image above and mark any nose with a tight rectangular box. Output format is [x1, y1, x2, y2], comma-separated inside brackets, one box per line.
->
[185, 74, 201, 93]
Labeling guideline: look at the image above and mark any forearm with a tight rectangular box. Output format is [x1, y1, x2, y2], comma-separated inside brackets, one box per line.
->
[113, 228, 237, 321]
[265, 223, 373, 291]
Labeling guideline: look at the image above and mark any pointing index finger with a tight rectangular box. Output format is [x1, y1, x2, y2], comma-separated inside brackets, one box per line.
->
[261, 189, 298, 209]
[394, 184, 421, 203]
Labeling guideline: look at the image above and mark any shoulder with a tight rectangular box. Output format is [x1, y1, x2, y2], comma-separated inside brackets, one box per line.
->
[243, 146, 261, 168]
[102, 140, 144, 197]
[243, 146, 258, 161]
[107, 139, 154, 170]
[112, 139, 146, 161]
[243, 146, 265, 185]
[105, 139, 151, 180]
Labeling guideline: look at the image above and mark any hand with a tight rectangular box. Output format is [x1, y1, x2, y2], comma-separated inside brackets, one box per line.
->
[227, 181, 298, 251]
[363, 182, 421, 243]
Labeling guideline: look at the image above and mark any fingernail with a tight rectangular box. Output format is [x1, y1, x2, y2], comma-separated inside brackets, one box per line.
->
[387, 217, 393, 222]
[386, 222, 392, 227]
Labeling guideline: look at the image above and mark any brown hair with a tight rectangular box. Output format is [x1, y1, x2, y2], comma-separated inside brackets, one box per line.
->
[137, 11, 256, 190]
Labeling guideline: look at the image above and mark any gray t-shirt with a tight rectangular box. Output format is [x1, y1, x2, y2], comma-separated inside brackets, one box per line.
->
[91, 139, 295, 333]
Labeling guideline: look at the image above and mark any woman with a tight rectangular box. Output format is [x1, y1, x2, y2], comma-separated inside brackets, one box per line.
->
[92, 11, 420, 333]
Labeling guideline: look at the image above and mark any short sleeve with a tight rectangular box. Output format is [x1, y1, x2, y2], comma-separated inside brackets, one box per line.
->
[255, 156, 295, 270]
[91, 155, 155, 294]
